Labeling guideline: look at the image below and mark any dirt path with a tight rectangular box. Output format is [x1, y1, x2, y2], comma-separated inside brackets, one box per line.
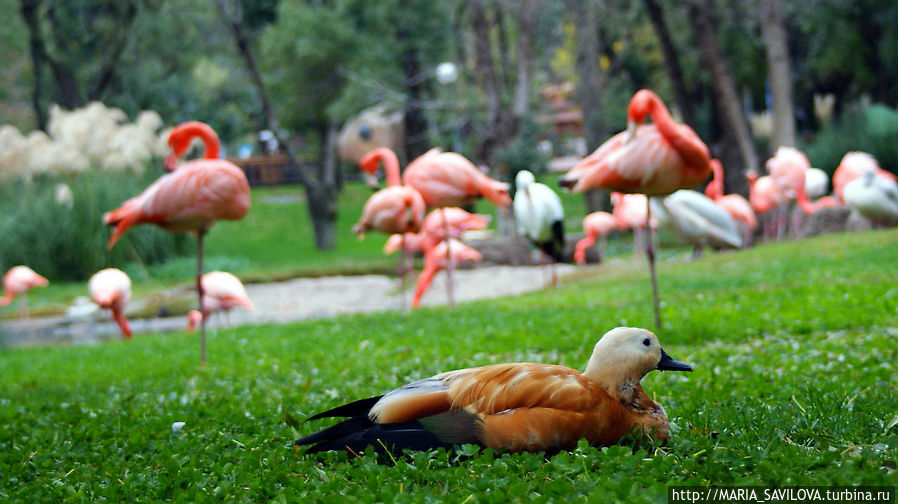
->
[0, 264, 577, 348]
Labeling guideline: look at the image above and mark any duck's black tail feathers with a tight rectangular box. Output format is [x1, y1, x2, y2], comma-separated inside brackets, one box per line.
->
[295, 400, 482, 454]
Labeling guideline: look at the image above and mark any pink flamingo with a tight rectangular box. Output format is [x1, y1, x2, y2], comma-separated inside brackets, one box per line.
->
[385, 208, 491, 308]
[362, 147, 509, 308]
[412, 239, 483, 308]
[833, 152, 898, 203]
[0, 266, 49, 318]
[611, 192, 658, 255]
[765, 147, 839, 237]
[200, 271, 254, 326]
[88, 268, 132, 339]
[383, 207, 490, 270]
[104, 120, 250, 363]
[353, 186, 425, 238]
[187, 309, 203, 332]
[560, 89, 712, 328]
[705, 159, 757, 247]
[574, 211, 617, 265]
[766, 147, 839, 213]
[745, 170, 787, 241]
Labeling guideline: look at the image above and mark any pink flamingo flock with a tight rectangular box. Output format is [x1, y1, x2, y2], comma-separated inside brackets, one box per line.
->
[5, 89, 895, 362]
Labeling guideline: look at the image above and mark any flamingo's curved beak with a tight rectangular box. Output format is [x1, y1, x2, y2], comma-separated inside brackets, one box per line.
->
[164, 153, 178, 171]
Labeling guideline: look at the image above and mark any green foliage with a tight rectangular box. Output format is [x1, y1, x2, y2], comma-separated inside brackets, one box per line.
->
[0, 230, 895, 501]
[0, 169, 189, 282]
[494, 118, 551, 184]
[803, 103, 898, 174]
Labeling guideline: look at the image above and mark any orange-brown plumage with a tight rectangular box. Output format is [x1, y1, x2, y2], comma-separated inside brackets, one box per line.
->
[296, 327, 692, 454]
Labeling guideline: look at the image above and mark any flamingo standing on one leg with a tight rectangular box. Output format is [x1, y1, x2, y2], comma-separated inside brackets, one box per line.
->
[705, 159, 757, 247]
[363, 147, 510, 308]
[833, 151, 898, 204]
[513, 170, 565, 286]
[200, 271, 254, 327]
[0, 266, 49, 318]
[88, 268, 132, 339]
[574, 211, 617, 265]
[103, 120, 250, 364]
[412, 239, 483, 308]
[559, 89, 713, 328]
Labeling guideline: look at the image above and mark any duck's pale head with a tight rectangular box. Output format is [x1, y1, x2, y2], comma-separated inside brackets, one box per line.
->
[584, 327, 692, 395]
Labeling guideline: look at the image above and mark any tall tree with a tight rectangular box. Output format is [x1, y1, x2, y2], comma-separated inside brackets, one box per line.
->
[18, 0, 142, 124]
[760, 0, 796, 150]
[688, 0, 758, 177]
[642, 0, 696, 129]
[222, 0, 342, 250]
[568, 0, 610, 212]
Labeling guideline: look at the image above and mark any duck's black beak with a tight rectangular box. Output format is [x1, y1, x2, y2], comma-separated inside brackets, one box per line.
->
[657, 348, 693, 372]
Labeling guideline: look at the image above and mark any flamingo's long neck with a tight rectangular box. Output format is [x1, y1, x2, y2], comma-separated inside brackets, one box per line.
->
[0, 292, 13, 307]
[194, 128, 221, 160]
[646, 98, 710, 174]
[706, 162, 724, 200]
[113, 309, 132, 339]
[379, 150, 402, 187]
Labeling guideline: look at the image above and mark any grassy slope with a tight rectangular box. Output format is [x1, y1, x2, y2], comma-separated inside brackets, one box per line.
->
[1, 229, 896, 502]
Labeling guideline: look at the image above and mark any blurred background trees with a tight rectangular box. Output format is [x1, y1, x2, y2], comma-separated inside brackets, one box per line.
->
[3, 0, 898, 252]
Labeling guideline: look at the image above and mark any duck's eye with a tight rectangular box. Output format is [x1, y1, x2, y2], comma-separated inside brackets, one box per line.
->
[642, 338, 651, 346]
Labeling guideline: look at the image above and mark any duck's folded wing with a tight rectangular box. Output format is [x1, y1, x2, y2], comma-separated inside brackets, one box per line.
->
[370, 363, 605, 423]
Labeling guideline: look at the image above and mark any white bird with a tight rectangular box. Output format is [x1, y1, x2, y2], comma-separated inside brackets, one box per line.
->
[843, 171, 898, 226]
[513, 170, 565, 285]
[804, 167, 830, 200]
[650, 190, 742, 258]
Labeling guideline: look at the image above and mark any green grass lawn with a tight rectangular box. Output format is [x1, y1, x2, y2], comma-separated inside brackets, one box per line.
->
[1, 229, 896, 502]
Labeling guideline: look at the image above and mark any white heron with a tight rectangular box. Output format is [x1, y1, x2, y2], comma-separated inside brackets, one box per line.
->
[513, 170, 565, 285]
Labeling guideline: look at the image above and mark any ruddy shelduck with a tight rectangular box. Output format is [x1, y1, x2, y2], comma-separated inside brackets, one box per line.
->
[296, 327, 693, 454]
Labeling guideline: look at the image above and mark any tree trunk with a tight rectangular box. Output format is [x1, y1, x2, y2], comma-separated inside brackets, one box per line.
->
[512, 0, 536, 119]
[89, 1, 139, 102]
[643, 0, 697, 129]
[220, 0, 338, 250]
[469, 0, 504, 165]
[568, 0, 610, 212]
[20, 0, 47, 130]
[688, 0, 758, 173]
[44, 4, 85, 109]
[760, 0, 796, 150]
[398, 32, 430, 161]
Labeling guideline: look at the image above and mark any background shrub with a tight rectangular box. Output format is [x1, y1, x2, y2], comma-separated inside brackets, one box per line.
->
[804, 103, 898, 174]
[0, 168, 190, 281]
